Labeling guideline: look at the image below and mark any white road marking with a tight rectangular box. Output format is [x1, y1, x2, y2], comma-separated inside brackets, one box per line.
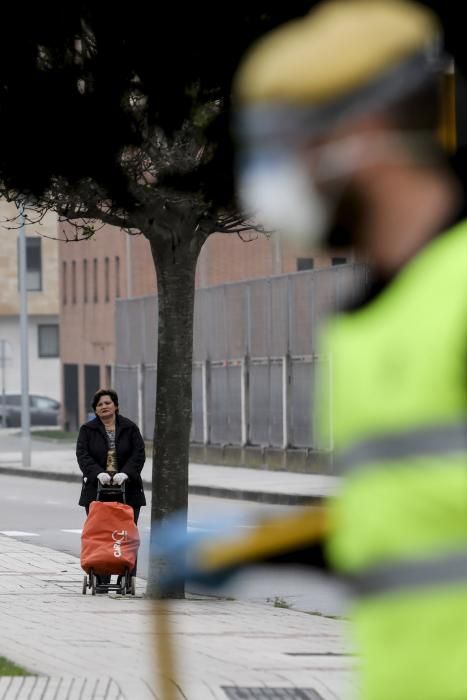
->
[142, 523, 254, 532]
[0, 523, 253, 539]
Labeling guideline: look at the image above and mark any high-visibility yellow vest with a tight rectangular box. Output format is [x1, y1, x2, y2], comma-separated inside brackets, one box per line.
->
[324, 219, 467, 700]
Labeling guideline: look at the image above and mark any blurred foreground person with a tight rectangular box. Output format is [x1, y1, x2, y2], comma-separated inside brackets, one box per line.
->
[233, 1, 467, 699]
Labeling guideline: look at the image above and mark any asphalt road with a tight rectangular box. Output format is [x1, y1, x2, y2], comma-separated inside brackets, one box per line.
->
[0, 472, 348, 616]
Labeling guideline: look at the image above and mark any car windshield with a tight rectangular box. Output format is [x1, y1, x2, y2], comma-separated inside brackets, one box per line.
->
[32, 396, 59, 410]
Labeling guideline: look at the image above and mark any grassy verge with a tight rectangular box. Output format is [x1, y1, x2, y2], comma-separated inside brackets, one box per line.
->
[304, 610, 347, 620]
[0, 656, 30, 676]
[267, 596, 292, 609]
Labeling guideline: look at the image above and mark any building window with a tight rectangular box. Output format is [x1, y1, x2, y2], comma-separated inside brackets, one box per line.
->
[71, 260, 77, 304]
[62, 261, 67, 305]
[18, 237, 42, 291]
[38, 324, 59, 358]
[83, 259, 88, 303]
[105, 257, 110, 302]
[297, 257, 314, 271]
[115, 256, 121, 298]
[93, 258, 98, 303]
[85, 364, 100, 418]
[332, 257, 347, 266]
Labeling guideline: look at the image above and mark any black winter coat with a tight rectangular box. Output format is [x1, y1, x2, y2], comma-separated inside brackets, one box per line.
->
[76, 414, 146, 507]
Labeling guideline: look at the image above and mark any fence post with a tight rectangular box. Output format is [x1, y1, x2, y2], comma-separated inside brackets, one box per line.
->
[137, 363, 144, 434]
[202, 359, 211, 445]
[241, 355, 250, 446]
[282, 354, 290, 450]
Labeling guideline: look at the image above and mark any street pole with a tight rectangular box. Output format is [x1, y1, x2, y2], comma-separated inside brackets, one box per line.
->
[126, 233, 133, 298]
[0, 340, 7, 426]
[18, 203, 31, 467]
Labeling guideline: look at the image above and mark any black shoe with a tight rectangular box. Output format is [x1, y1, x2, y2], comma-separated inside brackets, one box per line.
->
[95, 586, 108, 594]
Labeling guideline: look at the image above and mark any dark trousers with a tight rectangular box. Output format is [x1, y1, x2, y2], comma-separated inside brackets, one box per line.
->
[85, 504, 140, 580]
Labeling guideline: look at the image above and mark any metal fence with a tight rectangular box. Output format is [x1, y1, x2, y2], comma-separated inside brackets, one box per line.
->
[114, 264, 367, 449]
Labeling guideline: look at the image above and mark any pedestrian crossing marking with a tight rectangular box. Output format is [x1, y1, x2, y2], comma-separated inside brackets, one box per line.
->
[61, 529, 83, 534]
[0, 531, 39, 537]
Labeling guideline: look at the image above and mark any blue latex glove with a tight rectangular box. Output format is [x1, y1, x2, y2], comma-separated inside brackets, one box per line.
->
[150, 511, 248, 591]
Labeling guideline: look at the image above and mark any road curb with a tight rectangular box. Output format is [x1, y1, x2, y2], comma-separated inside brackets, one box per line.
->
[0, 465, 325, 506]
[187, 484, 324, 506]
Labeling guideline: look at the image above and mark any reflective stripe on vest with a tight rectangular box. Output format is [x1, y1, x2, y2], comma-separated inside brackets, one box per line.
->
[349, 549, 467, 598]
[335, 422, 467, 474]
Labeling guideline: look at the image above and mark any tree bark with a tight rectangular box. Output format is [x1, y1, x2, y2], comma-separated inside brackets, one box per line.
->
[146, 230, 205, 598]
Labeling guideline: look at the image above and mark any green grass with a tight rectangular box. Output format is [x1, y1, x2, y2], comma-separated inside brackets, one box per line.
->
[0, 656, 30, 676]
[267, 596, 292, 609]
[304, 610, 347, 620]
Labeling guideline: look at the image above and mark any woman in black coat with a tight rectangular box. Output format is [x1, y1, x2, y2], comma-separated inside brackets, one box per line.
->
[76, 388, 146, 588]
[76, 388, 146, 513]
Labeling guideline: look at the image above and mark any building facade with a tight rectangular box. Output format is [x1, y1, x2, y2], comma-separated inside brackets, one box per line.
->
[0, 201, 60, 403]
[196, 232, 350, 287]
[59, 220, 351, 429]
[59, 224, 156, 429]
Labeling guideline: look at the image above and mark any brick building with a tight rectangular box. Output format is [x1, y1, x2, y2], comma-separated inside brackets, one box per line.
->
[197, 232, 350, 287]
[59, 221, 350, 429]
[59, 224, 156, 429]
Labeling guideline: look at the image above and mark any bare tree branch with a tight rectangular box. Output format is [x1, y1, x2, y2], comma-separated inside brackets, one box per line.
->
[237, 230, 260, 242]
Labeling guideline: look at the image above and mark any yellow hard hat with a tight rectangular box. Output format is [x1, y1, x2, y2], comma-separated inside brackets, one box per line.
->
[234, 0, 447, 144]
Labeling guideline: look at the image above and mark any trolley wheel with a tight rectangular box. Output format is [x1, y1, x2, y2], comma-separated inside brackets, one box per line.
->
[91, 572, 96, 596]
[82, 575, 88, 595]
[129, 576, 136, 596]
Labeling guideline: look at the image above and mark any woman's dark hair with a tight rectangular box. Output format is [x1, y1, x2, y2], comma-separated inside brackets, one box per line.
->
[92, 388, 119, 413]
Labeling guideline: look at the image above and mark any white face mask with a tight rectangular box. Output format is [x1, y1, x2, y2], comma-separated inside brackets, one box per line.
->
[238, 154, 333, 246]
[237, 131, 436, 245]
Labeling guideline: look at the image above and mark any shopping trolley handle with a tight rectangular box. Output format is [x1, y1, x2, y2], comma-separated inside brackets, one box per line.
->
[96, 480, 126, 504]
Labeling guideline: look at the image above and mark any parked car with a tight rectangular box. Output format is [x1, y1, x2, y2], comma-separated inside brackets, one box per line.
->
[0, 394, 60, 427]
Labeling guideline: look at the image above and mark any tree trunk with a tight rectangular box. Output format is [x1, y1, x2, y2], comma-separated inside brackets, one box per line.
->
[146, 230, 205, 598]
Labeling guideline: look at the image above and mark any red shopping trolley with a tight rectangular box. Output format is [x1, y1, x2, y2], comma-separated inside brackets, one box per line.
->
[81, 482, 140, 596]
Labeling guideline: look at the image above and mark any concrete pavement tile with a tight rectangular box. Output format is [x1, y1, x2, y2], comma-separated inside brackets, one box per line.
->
[0, 536, 353, 699]
[25, 676, 128, 700]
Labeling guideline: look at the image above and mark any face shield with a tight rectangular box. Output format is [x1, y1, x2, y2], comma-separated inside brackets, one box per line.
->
[234, 47, 447, 247]
[237, 129, 444, 246]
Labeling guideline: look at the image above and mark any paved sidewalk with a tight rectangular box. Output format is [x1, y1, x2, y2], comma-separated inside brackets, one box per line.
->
[0, 535, 356, 700]
[0, 443, 339, 505]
